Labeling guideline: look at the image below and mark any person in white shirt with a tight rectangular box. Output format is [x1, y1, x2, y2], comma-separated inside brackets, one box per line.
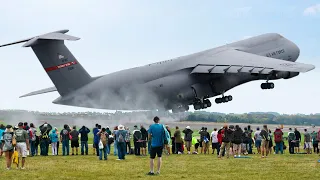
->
[211, 128, 219, 155]
[254, 127, 262, 154]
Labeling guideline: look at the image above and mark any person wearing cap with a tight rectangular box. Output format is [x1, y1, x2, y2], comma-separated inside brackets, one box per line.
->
[183, 126, 193, 154]
[39, 122, 52, 156]
[2, 125, 14, 170]
[15, 122, 30, 169]
[133, 125, 142, 156]
[115, 124, 127, 160]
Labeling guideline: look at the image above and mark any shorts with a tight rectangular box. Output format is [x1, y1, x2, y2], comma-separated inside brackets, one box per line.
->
[150, 146, 163, 159]
[255, 140, 261, 147]
[141, 141, 147, 148]
[185, 141, 192, 148]
[261, 140, 269, 149]
[71, 141, 79, 148]
[199, 141, 203, 148]
[16, 142, 28, 158]
[202, 141, 209, 148]
[233, 143, 241, 150]
[304, 142, 312, 149]
[295, 141, 300, 147]
[212, 143, 219, 149]
[195, 143, 200, 149]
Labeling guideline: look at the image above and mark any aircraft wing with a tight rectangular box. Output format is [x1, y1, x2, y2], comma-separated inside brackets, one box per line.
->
[20, 86, 57, 98]
[190, 49, 315, 74]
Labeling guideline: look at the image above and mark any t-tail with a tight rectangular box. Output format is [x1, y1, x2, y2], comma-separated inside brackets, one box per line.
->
[0, 29, 92, 97]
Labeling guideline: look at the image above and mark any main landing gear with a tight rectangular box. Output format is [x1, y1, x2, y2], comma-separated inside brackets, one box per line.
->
[261, 81, 274, 90]
[215, 95, 233, 104]
[193, 98, 212, 110]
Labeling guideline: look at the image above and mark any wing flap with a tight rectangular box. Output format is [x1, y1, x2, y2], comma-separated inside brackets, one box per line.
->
[191, 49, 315, 74]
[20, 86, 57, 98]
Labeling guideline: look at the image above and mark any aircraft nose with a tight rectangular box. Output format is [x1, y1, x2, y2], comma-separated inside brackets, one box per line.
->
[290, 41, 300, 62]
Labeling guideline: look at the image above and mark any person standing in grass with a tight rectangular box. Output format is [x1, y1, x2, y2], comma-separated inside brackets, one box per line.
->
[232, 125, 243, 157]
[218, 125, 233, 158]
[274, 127, 283, 154]
[140, 125, 148, 156]
[15, 122, 30, 169]
[288, 128, 296, 154]
[125, 127, 131, 155]
[0, 124, 5, 157]
[133, 125, 142, 156]
[60, 124, 71, 156]
[2, 125, 14, 170]
[260, 125, 270, 158]
[92, 124, 99, 155]
[79, 125, 90, 155]
[304, 129, 312, 154]
[147, 116, 165, 175]
[254, 127, 262, 154]
[183, 126, 193, 154]
[115, 125, 127, 160]
[70, 126, 80, 155]
[113, 126, 118, 156]
[211, 128, 219, 155]
[174, 126, 183, 154]
[311, 130, 319, 154]
[294, 128, 301, 153]
[49, 128, 58, 156]
[106, 126, 112, 155]
[98, 128, 109, 160]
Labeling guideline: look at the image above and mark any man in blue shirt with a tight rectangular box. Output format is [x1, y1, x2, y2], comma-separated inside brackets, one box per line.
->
[93, 124, 101, 156]
[147, 116, 164, 175]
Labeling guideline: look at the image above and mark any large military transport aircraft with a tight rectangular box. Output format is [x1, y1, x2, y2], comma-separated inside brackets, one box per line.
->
[0, 30, 315, 112]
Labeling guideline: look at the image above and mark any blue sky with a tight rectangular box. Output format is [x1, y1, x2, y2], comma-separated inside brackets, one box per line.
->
[0, 0, 319, 114]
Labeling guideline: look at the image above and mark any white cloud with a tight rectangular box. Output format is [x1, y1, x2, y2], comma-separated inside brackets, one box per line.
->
[303, 4, 320, 16]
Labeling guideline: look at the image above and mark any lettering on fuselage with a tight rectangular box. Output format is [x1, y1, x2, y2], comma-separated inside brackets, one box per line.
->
[266, 49, 285, 57]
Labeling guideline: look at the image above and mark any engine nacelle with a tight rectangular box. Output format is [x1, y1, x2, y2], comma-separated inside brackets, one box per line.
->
[274, 71, 299, 79]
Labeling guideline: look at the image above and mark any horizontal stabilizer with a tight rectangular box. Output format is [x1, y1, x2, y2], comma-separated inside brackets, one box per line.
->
[20, 86, 57, 98]
[0, 29, 79, 48]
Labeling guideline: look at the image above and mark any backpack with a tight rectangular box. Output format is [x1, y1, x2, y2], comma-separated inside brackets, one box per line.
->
[185, 131, 192, 141]
[288, 132, 295, 142]
[274, 131, 283, 143]
[133, 130, 142, 141]
[118, 132, 125, 143]
[256, 132, 262, 141]
[100, 132, 108, 146]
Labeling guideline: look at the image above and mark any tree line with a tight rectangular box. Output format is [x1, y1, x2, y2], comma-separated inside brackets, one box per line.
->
[185, 112, 320, 126]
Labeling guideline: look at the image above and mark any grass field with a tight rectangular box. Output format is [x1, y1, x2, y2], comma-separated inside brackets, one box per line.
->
[1, 145, 320, 180]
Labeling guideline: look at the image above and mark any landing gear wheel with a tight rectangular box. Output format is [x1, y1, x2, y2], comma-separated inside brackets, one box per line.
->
[215, 98, 222, 104]
[204, 99, 211, 107]
[261, 82, 275, 89]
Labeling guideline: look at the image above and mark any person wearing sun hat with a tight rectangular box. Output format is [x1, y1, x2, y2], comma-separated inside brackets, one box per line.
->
[183, 126, 193, 154]
[115, 124, 127, 160]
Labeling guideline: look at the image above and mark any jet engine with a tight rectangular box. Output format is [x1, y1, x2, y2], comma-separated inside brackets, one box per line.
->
[273, 71, 299, 79]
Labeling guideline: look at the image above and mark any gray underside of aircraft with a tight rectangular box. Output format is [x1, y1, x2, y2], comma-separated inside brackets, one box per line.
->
[0, 30, 315, 112]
